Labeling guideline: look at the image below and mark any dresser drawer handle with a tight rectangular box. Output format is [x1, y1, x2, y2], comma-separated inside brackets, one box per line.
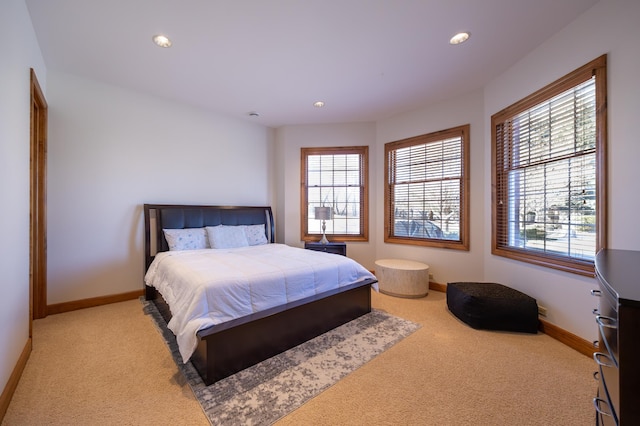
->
[593, 397, 616, 419]
[591, 289, 602, 297]
[593, 328, 618, 368]
[595, 315, 617, 329]
[593, 352, 615, 368]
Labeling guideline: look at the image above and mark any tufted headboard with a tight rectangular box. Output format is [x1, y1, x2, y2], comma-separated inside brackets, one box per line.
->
[143, 204, 275, 271]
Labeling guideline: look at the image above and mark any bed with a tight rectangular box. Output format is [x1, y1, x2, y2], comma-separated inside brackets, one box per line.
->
[143, 204, 378, 385]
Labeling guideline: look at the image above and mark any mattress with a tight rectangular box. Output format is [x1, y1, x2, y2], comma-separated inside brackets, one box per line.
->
[144, 243, 377, 361]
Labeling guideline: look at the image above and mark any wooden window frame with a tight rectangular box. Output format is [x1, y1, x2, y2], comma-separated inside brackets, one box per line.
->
[384, 124, 470, 250]
[491, 55, 607, 276]
[300, 146, 369, 242]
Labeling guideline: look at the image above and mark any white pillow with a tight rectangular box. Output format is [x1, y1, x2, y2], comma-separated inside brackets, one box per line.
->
[245, 224, 268, 246]
[163, 228, 209, 251]
[206, 225, 249, 249]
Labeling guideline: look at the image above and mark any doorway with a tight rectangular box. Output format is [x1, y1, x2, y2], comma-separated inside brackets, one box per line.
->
[30, 68, 47, 329]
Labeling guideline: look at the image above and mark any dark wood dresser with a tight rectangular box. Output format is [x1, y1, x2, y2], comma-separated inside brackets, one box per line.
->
[593, 249, 640, 425]
[304, 241, 347, 256]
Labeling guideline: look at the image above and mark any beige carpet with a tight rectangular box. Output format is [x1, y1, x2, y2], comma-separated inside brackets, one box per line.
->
[3, 290, 596, 425]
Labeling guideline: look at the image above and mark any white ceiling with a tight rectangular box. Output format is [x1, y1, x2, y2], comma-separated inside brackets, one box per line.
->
[25, 0, 598, 128]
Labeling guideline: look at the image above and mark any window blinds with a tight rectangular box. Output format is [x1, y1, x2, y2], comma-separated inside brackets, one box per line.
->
[385, 125, 469, 249]
[494, 67, 602, 270]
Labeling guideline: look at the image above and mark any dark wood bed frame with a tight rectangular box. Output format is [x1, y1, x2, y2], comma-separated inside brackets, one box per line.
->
[143, 204, 377, 385]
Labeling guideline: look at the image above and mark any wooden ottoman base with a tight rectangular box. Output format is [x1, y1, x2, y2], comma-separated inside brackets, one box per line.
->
[446, 282, 539, 333]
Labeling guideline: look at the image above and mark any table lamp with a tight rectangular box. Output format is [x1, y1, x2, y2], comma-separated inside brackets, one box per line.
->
[314, 206, 332, 244]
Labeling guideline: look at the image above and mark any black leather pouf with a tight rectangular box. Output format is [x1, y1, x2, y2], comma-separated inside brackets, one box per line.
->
[446, 282, 539, 333]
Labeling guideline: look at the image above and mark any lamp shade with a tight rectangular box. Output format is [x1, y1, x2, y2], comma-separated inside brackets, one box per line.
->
[314, 206, 332, 220]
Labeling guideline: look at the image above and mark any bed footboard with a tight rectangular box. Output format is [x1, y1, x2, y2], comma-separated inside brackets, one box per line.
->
[191, 279, 375, 385]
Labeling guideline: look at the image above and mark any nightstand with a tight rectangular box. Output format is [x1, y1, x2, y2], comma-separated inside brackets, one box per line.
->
[304, 242, 347, 256]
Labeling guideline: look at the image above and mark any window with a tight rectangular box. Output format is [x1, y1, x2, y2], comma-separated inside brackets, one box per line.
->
[384, 125, 470, 250]
[301, 146, 368, 242]
[492, 55, 607, 276]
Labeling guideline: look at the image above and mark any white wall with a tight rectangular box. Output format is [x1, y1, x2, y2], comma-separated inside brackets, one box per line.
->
[483, 0, 640, 341]
[275, 123, 377, 269]
[375, 90, 486, 285]
[0, 0, 46, 398]
[47, 71, 275, 303]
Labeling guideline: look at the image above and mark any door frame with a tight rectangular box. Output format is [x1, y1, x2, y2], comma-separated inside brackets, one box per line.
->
[30, 68, 48, 326]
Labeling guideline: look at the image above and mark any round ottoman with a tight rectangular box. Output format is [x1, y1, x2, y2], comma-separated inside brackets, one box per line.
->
[375, 259, 429, 298]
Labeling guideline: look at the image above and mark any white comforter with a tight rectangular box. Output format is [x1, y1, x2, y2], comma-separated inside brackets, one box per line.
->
[144, 243, 377, 362]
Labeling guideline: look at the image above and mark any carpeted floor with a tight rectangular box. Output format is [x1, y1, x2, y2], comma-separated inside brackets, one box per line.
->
[143, 299, 420, 425]
[3, 290, 597, 425]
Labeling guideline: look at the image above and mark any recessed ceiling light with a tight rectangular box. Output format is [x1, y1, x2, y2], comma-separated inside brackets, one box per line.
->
[313, 101, 325, 108]
[152, 34, 172, 48]
[449, 32, 470, 45]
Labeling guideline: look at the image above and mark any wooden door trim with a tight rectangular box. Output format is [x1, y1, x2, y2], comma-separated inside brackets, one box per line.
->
[30, 68, 47, 322]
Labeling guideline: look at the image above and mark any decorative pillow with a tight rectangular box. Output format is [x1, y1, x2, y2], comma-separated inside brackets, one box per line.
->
[206, 225, 249, 249]
[163, 228, 209, 251]
[245, 224, 268, 246]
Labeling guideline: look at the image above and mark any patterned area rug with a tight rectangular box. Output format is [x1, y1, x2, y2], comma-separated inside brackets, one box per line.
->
[143, 299, 420, 426]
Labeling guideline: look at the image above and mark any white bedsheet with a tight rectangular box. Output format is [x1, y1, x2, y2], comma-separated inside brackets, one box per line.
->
[144, 243, 377, 362]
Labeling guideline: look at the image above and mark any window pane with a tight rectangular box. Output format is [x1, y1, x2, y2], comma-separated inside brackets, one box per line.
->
[505, 83, 597, 260]
[390, 139, 462, 241]
[506, 154, 596, 260]
[307, 170, 321, 187]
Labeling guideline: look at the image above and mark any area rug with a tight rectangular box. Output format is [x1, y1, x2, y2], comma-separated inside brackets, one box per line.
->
[143, 299, 420, 426]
